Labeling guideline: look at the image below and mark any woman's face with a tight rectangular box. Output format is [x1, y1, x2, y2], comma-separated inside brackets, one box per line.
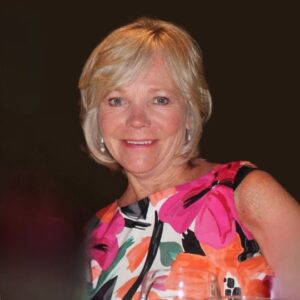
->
[98, 55, 189, 179]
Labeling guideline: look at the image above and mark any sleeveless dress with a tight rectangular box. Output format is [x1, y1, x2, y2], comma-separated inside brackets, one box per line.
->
[86, 161, 274, 299]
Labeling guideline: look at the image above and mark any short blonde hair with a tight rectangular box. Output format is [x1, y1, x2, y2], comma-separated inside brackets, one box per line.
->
[79, 17, 212, 169]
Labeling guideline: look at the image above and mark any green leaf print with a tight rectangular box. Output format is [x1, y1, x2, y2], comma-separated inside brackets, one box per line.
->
[95, 237, 135, 293]
[159, 241, 183, 267]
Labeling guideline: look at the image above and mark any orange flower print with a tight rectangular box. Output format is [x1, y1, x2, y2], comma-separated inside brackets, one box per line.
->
[127, 237, 151, 272]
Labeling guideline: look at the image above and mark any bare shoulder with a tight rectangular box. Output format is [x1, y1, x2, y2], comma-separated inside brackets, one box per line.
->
[234, 169, 300, 240]
[234, 169, 300, 298]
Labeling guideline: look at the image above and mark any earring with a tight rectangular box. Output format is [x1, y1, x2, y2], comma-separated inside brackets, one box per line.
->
[186, 129, 192, 144]
[99, 137, 106, 153]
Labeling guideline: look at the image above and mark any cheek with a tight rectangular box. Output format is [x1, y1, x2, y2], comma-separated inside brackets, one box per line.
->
[98, 114, 109, 134]
[98, 110, 119, 136]
[160, 111, 186, 135]
[97, 109, 104, 132]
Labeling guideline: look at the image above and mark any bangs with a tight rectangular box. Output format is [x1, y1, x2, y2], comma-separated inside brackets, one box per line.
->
[88, 39, 157, 106]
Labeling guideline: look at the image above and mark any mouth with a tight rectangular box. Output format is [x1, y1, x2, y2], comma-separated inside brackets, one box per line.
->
[123, 139, 157, 147]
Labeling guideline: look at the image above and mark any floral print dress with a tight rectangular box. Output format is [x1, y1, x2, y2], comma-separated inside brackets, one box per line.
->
[86, 161, 274, 299]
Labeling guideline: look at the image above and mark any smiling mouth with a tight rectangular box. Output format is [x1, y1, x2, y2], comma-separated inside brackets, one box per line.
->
[124, 140, 156, 146]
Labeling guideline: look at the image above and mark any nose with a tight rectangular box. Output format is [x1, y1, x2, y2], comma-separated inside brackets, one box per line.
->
[125, 103, 151, 129]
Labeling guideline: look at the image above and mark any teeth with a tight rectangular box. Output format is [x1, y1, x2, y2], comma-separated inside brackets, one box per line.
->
[127, 140, 152, 145]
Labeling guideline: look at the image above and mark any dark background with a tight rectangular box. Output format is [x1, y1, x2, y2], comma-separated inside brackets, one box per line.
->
[1, 1, 299, 228]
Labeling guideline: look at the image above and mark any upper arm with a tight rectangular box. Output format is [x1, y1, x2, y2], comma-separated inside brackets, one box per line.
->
[234, 170, 300, 297]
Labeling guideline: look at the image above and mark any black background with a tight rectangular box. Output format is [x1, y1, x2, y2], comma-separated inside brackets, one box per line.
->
[1, 1, 299, 227]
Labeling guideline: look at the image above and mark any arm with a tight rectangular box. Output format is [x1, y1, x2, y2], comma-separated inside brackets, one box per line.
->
[234, 170, 300, 299]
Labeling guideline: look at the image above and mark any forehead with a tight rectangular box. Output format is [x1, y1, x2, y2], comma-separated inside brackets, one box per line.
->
[130, 55, 175, 86]
[114, 54, 179, 93]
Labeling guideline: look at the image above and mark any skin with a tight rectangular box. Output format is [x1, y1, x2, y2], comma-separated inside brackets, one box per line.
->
[98, 54, 216, 206]
[235, 171, 300, 299]
[98, 53, 300, 298]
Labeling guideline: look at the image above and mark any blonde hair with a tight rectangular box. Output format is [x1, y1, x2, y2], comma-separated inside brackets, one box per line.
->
[79, 17, 212, 169]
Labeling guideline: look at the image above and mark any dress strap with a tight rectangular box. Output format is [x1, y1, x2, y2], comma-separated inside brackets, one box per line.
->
[233, 164, 258, 190]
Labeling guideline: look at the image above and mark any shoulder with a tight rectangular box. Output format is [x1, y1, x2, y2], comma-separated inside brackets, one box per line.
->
[234, 168, 300, 298]
[234, 169, 300, 241]
[234, 169, 299, 217]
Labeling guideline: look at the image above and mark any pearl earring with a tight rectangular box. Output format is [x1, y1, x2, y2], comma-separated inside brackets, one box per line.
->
[100, 137, 106, 153]
[186, 129, 192, 144]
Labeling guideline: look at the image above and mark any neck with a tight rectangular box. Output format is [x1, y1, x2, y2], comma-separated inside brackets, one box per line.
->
[117, 158, 215, 207]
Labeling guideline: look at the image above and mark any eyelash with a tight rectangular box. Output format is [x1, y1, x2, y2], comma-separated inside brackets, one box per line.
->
[153, 96, 170, 105]
[107, 96, 170, 106]
[108, 97, 123, 106]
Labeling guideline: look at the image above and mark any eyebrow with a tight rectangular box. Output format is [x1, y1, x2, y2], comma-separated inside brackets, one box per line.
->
[147, 87, 177, 94]
[107, 86, 178, 95]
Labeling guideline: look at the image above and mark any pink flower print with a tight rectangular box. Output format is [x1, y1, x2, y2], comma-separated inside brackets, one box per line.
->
[159, 183, 208, 233]
[194, 186, 236, 248]
[88, 210, 125, 270]
[159, 162, 250, 248]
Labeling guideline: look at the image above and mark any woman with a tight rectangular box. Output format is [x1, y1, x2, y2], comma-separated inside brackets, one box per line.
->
[79, 17, 300, 299]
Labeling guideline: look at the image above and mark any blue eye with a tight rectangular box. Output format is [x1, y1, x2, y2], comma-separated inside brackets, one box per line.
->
[153, 96, 169, 105]
[108, 97, 123, 106]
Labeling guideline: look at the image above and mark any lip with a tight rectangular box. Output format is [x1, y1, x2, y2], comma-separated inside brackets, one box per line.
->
[122, 139, 158, 147]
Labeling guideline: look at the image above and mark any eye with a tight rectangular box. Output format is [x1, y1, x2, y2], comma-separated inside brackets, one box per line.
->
[108, 97, 123, 106]
[153, 96, 170, 105]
